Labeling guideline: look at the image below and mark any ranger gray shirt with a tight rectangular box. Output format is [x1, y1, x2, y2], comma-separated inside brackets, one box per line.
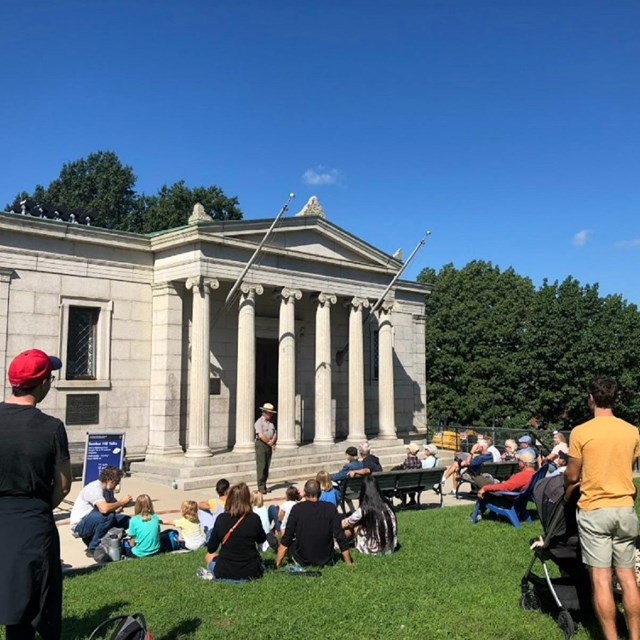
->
[254, 416, 275, 440]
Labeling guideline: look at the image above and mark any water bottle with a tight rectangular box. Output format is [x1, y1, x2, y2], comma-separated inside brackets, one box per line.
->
[107, 533, 122, 562]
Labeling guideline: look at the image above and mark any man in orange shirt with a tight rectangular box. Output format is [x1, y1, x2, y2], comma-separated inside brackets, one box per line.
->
[476, 450, 536, 506]
[565, 377, 640, 640]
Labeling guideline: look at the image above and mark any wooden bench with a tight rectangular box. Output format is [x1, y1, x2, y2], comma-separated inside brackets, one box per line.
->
[455, 461, 518, 499]
[336, 468, 446, 513]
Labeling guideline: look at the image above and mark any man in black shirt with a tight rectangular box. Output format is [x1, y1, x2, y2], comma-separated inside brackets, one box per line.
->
[275, 479, 353, 568]
[0, 349, 72, 640]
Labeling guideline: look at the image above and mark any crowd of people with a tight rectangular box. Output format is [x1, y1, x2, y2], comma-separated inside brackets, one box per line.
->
[1, 347, 638, 640]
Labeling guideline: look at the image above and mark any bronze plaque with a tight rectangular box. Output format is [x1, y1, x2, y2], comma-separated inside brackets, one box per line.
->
[209, 378, 221, 395]
[66, 394, 100, 425]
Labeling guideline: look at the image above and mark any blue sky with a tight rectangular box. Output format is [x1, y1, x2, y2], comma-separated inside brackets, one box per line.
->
[2, 1, 639, 303]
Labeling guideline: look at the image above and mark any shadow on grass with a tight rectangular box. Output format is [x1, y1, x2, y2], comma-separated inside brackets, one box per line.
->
[157, 617, 202, 639]
[62, 600, 129, 639]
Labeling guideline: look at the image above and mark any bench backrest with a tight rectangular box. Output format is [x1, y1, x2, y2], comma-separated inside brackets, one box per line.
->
[480, 462, 518, 480]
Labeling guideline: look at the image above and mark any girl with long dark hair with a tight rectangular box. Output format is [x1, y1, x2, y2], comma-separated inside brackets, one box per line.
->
[342, 476, 397, 555]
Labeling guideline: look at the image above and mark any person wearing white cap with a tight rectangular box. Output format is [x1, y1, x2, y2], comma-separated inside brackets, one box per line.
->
[255, 403, 277, 494]
[476, 451, 537, 506]
[422, 444, 439, 469]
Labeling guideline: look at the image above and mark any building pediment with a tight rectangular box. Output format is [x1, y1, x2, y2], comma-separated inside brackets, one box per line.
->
[161, 215, 403, 274]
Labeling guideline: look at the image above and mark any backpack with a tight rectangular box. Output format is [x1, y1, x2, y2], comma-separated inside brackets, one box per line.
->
[88, 613, 151, 640]
[159, 528, 181, 552]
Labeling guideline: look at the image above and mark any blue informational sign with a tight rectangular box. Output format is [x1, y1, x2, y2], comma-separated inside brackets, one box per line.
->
[82, 432, 126, 486]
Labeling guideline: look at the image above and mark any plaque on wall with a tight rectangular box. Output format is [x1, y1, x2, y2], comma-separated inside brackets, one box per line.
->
[66, 394, 100, 425]
[209, 378, 221, 395]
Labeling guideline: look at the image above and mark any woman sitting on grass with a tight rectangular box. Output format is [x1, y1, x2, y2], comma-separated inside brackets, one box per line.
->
[124, 494, 161, 558]
[203, 482, 267, 581]
[342, 476, 397, 556]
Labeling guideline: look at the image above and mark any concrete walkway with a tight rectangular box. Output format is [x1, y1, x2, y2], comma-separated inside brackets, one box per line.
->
[56, 471, 474, 572]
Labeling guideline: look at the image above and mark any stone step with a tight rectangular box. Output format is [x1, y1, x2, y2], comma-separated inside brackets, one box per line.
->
[130, 438, 455, 491]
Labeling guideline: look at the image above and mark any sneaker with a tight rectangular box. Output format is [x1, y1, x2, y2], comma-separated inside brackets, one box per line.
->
[84, 548, 95, 558]
[196, 567, 214, 581]
[266, 533, 279, 553]
[433, 483, 441, 494]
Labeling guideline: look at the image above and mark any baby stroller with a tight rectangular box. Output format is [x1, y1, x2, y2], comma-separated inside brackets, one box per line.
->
[519, 475, 591, 639]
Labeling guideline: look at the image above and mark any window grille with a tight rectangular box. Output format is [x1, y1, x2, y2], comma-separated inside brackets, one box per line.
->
[66, 306, 99, 379]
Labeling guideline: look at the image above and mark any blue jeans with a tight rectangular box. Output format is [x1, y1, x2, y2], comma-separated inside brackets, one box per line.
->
[268, 504, 280, 532]
[207, 558, 255, 584]
[73, 509, 129, 550]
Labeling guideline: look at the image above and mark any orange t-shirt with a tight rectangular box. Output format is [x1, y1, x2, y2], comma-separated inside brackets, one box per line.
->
[568, 415, 640, 510]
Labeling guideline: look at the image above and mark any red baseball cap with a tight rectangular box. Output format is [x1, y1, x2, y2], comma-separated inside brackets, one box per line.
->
[8, 349, 63, 389]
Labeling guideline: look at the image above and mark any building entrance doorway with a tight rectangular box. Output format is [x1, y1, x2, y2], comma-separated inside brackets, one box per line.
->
[255, 338, 278, 421]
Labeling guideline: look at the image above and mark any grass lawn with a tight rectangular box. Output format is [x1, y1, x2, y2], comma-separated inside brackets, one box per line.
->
[6, 489, 640, 640]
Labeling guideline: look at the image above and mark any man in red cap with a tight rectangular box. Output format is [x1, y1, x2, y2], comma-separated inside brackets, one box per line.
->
[0, 349, 72, 640]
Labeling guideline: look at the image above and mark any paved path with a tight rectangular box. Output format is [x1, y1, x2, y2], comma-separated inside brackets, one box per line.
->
[56, 472, 474, 572]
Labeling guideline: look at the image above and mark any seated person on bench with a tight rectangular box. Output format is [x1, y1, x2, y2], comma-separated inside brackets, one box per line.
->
[330, 447, 363, 483]
[347, 442, 383, 478]
[440, 440, 493, 492]
[475, 451, 536, 506]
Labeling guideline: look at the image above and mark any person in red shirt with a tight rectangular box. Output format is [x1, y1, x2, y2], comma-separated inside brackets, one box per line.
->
[474, 451, 536, 507]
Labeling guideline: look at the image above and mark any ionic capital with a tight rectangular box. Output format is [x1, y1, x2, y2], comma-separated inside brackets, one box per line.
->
[275, 287, 302, 303]
[313, 292, 337, 307]
[239, 282, 264, 301]
[376, 301, 395, 316]
[185, 276, 219, 294]
[346, 296, 370, 311]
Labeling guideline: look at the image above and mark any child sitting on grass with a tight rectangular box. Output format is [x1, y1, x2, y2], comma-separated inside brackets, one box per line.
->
[124, 494, 161, 558]
[163, 500, 206, 551]
[276, 485, 301, 534]
[317, 470, 339, 506]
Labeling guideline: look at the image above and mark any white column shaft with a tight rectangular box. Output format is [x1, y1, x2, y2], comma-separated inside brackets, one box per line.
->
[348, 297, 369, 442]
[234, 284, 263, 453]
[314, 293, 336, 444]
[377, 304, 396, 439]
[185, 277, 218, 457]
[277, 288, 301, 449]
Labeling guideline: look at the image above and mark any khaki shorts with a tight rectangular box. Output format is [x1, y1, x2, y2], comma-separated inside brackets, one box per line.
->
[577, 507, 638, 568]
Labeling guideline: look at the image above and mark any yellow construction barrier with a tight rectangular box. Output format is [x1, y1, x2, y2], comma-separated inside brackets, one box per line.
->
[430, 429, 477, 451]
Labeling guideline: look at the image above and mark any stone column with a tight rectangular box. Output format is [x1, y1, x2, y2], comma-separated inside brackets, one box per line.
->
[276, 287, 302, 449]
[313, 292, 337, 445]
[146, 282, 185, 457]
[347, 296, 370, 442]
[0, 268, 12, 401]
[185, 276, 219, 458]
[377, 302, 396, 439]
[233, 283, 263, 453]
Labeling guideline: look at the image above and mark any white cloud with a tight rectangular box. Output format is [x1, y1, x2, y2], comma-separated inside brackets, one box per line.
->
[614, 238, 640, 249]
[302, 166, 339, 186]
[572, 229, 590, 247]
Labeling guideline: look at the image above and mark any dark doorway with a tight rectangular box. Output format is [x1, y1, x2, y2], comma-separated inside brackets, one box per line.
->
[255, 338, 278, 421]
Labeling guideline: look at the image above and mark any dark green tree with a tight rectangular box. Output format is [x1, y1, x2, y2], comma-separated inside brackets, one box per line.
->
[7, 151, 243, 232]
[138, 180, 242, 234]
[421, 263, 640, 431]
[419, 261, 535, 429]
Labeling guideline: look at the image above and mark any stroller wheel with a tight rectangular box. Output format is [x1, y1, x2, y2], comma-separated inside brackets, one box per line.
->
[557, 610, 576, 639]
[519, 591, 541, 611]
